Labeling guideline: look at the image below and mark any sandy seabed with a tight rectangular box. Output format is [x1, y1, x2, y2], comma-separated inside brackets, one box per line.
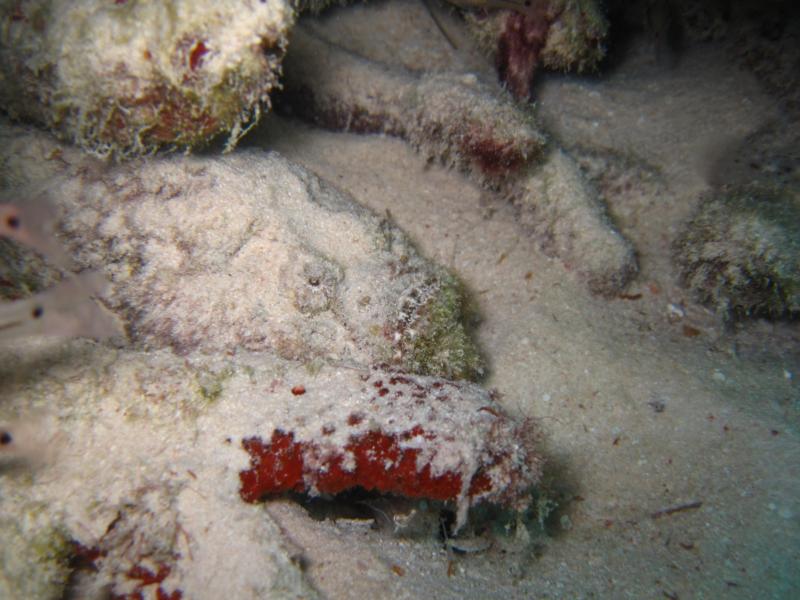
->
[1, 2, 798, 599]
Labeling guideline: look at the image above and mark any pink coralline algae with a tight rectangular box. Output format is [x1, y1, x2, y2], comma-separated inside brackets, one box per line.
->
[239, 369, 541, 530]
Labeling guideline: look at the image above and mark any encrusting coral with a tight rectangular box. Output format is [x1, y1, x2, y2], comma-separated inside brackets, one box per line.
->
[673, 183, 800, 320]
[0, 0, 294, 157]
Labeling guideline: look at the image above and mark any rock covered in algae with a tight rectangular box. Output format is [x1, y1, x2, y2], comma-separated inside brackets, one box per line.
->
[279, 26, 547, 187]
[0, 346, 322, 600]
[3, 124, 482, 380]
[278, 25, 635, 293]
[0, 341, 539, 598]
[0, 0, 294, 157]
[673, 184, 800, 319]
[0, 510, 72, 600]
[515, 149, 637, 295]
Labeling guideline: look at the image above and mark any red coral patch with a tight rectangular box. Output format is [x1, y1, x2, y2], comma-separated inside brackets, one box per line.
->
[239, 428, 478, 503]
[109, 563, 182, 600]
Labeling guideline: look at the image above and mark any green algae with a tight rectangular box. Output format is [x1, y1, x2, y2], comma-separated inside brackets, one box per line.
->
[401, 270, 483, 381]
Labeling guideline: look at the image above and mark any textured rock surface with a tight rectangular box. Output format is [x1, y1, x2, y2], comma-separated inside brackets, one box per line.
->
[0, 343, 537, 598]
[515, 149, 637, 294]
[238, 367, 540, 530]
[280, 26, 546, 186]
[0, 119, 530, 597]
[0, 0, 294, 156]
[0, 344, 320, 599]
[278, 11, 636, 293]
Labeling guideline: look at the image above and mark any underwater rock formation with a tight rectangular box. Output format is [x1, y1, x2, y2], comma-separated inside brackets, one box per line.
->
[673, 183, 800, 319]
[0, 0, 294, 157]
[239, 367, 540, 531]
[0, 347, 320, 599]
[0, 113, 545, 596]
[515, 149, 637, 294]
[279, 26, 546, 186]
[279, 26, 636, 293]
[0, 345, 539, 597]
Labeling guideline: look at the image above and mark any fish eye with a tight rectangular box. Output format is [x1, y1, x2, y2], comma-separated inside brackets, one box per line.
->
[0, 431, 12, 445]
[32, 305, 44, 319]
[5, 214, 20, 230]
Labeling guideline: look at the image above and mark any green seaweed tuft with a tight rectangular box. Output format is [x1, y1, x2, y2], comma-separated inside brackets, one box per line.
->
[399, 270, 484, 381]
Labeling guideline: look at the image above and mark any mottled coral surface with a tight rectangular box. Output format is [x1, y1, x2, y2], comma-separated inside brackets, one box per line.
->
[238, 369, 540, 530]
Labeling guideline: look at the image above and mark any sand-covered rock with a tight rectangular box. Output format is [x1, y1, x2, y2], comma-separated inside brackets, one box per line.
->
[516, 149, 637, 294]
[0, 119, 526, 595]
[0, 342, 538, 598]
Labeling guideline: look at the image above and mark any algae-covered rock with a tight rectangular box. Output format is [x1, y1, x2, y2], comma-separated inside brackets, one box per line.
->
[0, 345, 322, 599]
[0, 0, 294, 157]
[279, 27, 546, 187]
[516, 149, 637, 295]
[673, 184, 800, 319]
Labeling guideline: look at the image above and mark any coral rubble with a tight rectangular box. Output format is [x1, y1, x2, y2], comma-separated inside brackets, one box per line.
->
[516, 149, 637, 294]
[673, 183, 800, 319]
[0, 0, 294, 157]
[279, 26, 546, 186]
